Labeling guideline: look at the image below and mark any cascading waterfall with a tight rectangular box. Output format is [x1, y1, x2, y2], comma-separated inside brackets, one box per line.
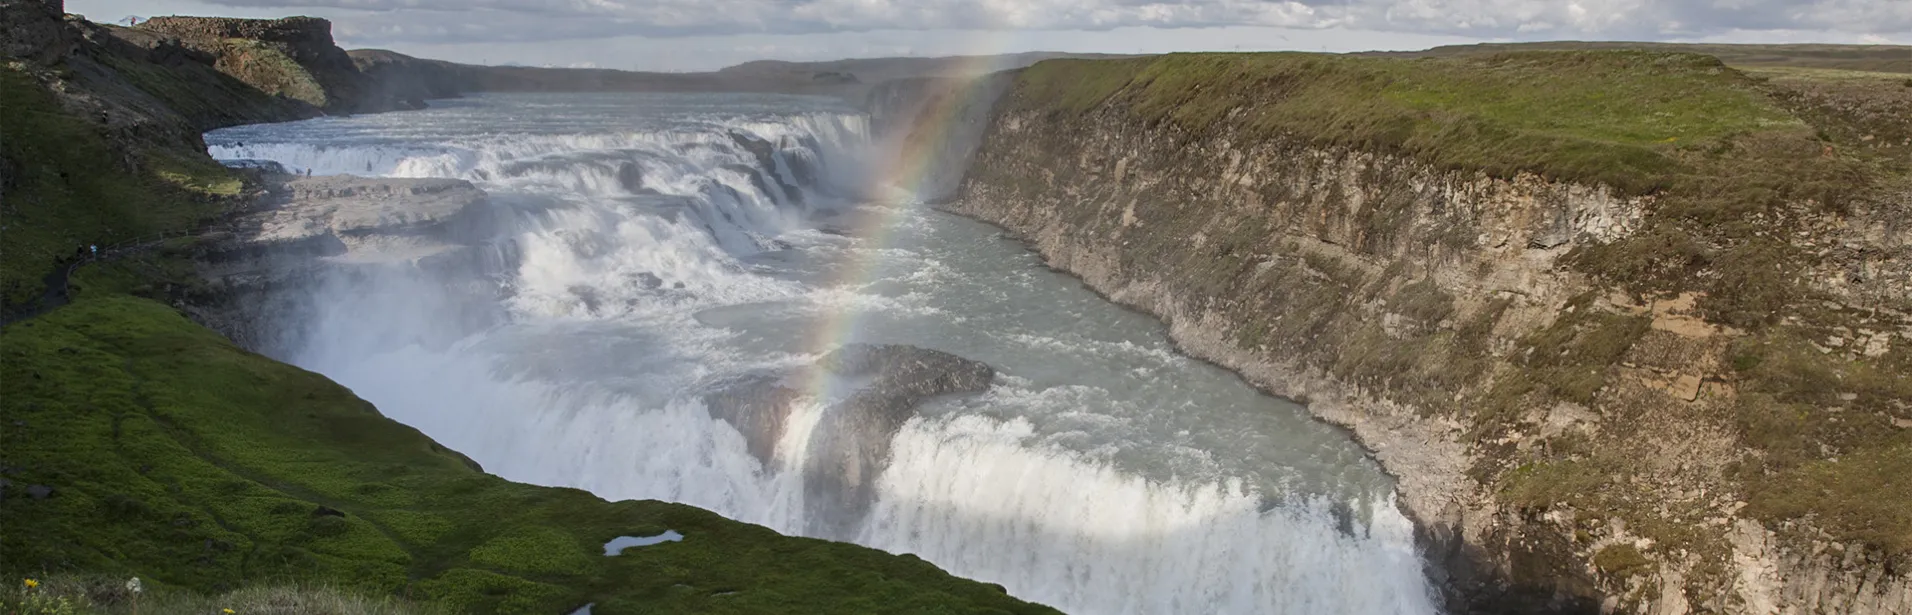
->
[208, 92, 1442, 614]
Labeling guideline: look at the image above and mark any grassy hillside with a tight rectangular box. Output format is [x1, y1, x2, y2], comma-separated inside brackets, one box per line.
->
[0, 68, 244, 308]
[1018, 51, 1821, 195]
[4, 14, 1056, 613]
[1379, 42, 1912, 74]
[0, 294, 1054, 614]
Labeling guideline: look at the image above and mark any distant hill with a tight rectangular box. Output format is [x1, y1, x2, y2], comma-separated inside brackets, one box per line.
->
[346, 49, 1127, 104]
[1370, 41, 1912, 73]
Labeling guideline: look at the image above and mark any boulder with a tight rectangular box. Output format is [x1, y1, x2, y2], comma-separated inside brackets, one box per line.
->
[703, 344, 994, 539]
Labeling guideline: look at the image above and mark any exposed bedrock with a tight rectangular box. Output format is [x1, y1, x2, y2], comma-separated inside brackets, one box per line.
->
[189, 174, 508, 353]
[134, 16, 413, 113]
[863, 74, 1015, 203]
[704, 344, 995, 538]
[951, 98, 1910, 614]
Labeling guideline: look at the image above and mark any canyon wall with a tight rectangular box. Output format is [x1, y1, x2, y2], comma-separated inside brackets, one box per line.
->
[949, 56, 1912, 614]
[865, 74, 1016, 202]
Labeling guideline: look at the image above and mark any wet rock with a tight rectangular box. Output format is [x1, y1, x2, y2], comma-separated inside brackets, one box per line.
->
[570, 285, 604, 314]
[805, 344, 993, 538]
[726, 131, 806, 204]
[312, 505, 346, 518]
[615, 161, 645, 194]
[634, 272, 665, 290]
[219, 159, 290, 174]
[704, 374, 802, 463]
[26, 484, 54, 500]
[701, 344, 995, 539]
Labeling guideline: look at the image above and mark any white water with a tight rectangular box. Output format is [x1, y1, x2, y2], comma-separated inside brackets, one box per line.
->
[208, 92, 1441, 614]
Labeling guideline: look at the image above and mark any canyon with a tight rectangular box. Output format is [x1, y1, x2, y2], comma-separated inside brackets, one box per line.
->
[945, 53, 1911, 613]
[5, 2, 1911, 613]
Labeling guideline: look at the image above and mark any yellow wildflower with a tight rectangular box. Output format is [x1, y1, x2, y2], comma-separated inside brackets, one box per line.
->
[22, 579, 39, 589]
[223, 609, 236, 614]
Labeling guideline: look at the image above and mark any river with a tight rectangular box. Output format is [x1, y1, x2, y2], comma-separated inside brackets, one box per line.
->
[206, 92, 1440, 614]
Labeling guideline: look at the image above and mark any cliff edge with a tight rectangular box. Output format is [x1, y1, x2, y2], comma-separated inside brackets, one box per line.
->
[2, 8, 1060, 614]
[134, 15, 416, 113]
[954, 51, 1911, 614]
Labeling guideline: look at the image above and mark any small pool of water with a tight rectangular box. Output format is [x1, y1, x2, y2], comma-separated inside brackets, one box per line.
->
[604, 530, 685, 555]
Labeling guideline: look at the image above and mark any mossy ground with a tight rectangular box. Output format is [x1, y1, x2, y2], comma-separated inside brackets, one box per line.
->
[1018, 51, 1799, 194]
[0, 295, 1056, 614]
[16, 18, 1055, 615]
[6, 574, 446, 615]
[0, 67, 243, 307]
[216, 39, 331, 109]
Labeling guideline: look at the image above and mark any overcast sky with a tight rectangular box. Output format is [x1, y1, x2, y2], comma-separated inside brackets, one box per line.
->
[68, 0, 1912, 71]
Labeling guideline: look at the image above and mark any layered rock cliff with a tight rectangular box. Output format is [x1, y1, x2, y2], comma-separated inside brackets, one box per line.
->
[134, 15, 416, 113]
[950, 52, 1912, 614]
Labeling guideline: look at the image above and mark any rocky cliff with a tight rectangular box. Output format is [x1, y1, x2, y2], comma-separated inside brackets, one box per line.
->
[951, 52, 1911, 614]
[1, 0, 322, 308]
[865, 74, 1016, 202]
[133, 15, 415, 113]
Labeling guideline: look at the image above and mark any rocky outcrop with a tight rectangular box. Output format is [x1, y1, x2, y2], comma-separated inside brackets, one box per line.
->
[134, 16, 412, 113]
[232, 176, 494, 256]
[704, 344, 995, 538]
[1, 0, 76, 64]
[864, 74, 1015, 202]
[951, 73, 1911, 614]
[191, 175, 502, 352]
[348, 49, 466, 108]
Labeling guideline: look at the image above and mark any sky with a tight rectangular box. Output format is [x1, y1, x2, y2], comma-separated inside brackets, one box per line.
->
[68, 0, 1912, 72]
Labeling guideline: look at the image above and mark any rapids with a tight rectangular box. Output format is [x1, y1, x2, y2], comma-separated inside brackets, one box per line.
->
[206, 92, 1442, 614]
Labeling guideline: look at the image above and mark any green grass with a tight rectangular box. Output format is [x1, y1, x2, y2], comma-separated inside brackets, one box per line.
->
[1727, 331, 1912, 554]
[0, 68, 241, 306]
[5, 574, 448, 615]
[0, 295, 1057, 614]
[1377, 42, 1912, 74]
[1016, 51, 1800, 194]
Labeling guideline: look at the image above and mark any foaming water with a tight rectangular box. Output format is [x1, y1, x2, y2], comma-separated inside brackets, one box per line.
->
[207, 92, 1440, 614]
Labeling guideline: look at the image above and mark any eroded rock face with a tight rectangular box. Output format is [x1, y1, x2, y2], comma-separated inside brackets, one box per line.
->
[703, 344, 995, 538]
[951, 100, 1910, 614]
[0, 0, 75, 64]
[805, 344, 993, 536]
[705, 374, 803, 464]
[214, 175, 493, 259]
[133, 16, 408, 113]
[190, 175, 505, 353]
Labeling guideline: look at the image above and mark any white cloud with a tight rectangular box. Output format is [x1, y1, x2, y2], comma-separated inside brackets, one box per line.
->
[109, 0, 1912, 45]
[65, 0, 1911, 71]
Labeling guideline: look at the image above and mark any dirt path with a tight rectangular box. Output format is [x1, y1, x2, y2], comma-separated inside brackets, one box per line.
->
[0, 234, 192, 326]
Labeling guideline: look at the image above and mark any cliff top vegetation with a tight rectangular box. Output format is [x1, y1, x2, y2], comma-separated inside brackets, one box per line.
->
[0, 293, 1057, 614]
[1003, 48, 1912, 569]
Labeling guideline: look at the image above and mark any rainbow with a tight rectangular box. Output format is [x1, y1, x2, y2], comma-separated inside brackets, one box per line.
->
[797, 53, 1017, 401]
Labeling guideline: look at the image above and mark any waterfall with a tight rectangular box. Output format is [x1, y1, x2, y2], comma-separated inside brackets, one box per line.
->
[207, 92, 1441, 615]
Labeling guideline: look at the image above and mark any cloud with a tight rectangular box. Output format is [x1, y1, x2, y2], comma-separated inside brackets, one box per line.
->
[192, 0, 1912, 46]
